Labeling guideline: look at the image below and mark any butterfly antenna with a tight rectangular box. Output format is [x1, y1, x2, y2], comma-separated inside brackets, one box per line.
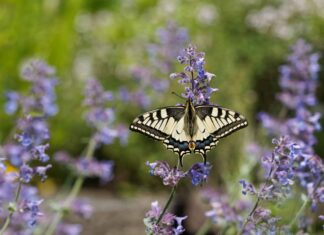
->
[171, 92, 185, 101]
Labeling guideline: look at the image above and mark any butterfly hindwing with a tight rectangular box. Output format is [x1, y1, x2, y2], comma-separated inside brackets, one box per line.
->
[193, 105, 248, 156]
[130, 106, 185, 141]
[163, 117, 191, 157]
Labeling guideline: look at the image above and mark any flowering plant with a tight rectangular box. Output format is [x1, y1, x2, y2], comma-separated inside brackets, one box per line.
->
[143, 45, 216, 234]
[203, 40, 324, 234]
[0, 60, 127, 235]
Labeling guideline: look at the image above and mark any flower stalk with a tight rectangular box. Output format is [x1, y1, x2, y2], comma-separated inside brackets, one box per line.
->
[0, 182, 22, 235]
[44, 137, 97, 235]
[156, 183, 177, 225]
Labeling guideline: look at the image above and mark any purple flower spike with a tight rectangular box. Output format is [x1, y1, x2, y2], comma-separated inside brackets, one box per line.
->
[1, 58, 59, 232]
[83, 78, 113, 106]
[20, 164, 34, 183]
[239, 180, 256, 196]
[174, 216, 188, 235]
[5, 91, 20, 115]
[20, 199, 43, 227]
[146, 161, 186, 187]
[71, 199, 93, 219]
[171, 45, 217, 105]
[75, 158, 114, 184]
[83, 78, 128, 146]
[35, 164, 52, 182]
[144, 201, 187, 235]
[188, 162, 211, 186]
[32, 144, 50, 162]
[57, 223, 83, 235]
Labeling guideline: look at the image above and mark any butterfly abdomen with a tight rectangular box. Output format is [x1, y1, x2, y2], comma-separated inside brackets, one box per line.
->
[184, 100, 198, 138]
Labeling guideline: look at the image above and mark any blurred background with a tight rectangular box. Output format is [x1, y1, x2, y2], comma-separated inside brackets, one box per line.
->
[1, 0, 324, 234]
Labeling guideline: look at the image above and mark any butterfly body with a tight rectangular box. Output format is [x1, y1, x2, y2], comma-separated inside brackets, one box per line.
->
[130, 99, 248, 166]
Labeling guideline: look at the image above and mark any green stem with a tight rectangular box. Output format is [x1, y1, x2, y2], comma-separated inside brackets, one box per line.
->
[239, 197, 260, 235]
[0, 182, 23, 235]
[239, 153, 275, 235]
[289, 197, 309, 229]
[156, 186, 177, 224]
[288, 176, 323, 229]
[156, 161, 181, 225]
[44, 137, 97, 235]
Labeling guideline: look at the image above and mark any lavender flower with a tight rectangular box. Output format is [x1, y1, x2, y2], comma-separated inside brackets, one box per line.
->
[170, 45, 217, 104]
[1, 59, 58, 231]
[20, 164, 34, 183]
[203, 188, 282, 234]
[35, 164, 52, 182]
[125, 21, 188, 108]
[20, 199, 43, 227]
[144, 201, 187, 235]
[55, 152, 114, 184]
[243, 207, 280, 234]
[83, 78, 113, 107]
[152, 21, 189, 74]
[146, 161, 212, 187]
[43, 77, 122, 234]
[19, 59, 58, 116]
[146, 161, 186, 187]
[203, 188, 248, 230]
[71, 199, 93, 219]
[239, 180, 256, 196]
[4, 91, 20, 115]
[57, 223, 82, 235]
[187, 162, 211, 186]
[83, 78, 128, 146]
[142, 43, 221, 234]
[17, 115, 50, 145]
[240, 40, 323, 233]
[76, 158, 114, 182]
[258, 40, 324, 209]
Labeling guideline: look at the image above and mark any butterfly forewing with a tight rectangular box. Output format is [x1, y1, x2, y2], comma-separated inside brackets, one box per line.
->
[192, 105, 248, 156]
[130, 106, 185, 141]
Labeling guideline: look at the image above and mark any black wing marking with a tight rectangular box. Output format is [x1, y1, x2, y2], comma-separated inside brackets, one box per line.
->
[193, 105, 248, 157]
[163, 115, 191, 159]
[129, 106, 185, 141]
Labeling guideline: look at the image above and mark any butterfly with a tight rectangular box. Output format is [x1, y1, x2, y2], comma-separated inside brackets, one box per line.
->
[130, 99, 248, 166]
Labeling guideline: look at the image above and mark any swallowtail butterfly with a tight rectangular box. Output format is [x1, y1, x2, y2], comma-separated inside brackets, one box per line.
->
[130, 99, 248, 166]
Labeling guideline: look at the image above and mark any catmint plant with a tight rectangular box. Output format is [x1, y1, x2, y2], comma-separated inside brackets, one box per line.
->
[121, 21, 189, 109]
[0, 59, 57, 234]
[44, 78, 127, 235]
[238, 40, 323, 233]
[1, 61, 127, 235]
[144, 45, 215, 234]
[201, 40, 323, 234]
[170, 45, 218, 105]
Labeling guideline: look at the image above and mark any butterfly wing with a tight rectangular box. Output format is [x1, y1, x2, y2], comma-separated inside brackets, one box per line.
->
[130, 106, 185, 141]
[130, 106, 192, 162]
[193, 105, 248, 157]
[163, 116, 192, 158]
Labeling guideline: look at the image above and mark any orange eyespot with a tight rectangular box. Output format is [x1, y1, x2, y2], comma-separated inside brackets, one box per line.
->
[189, 141, 196, 151]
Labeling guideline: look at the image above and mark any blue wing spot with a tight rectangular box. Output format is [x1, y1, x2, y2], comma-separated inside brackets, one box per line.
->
[196, 136, 214, 150]
[179, 142, 189, 151]
[165, 137, 189, 152]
